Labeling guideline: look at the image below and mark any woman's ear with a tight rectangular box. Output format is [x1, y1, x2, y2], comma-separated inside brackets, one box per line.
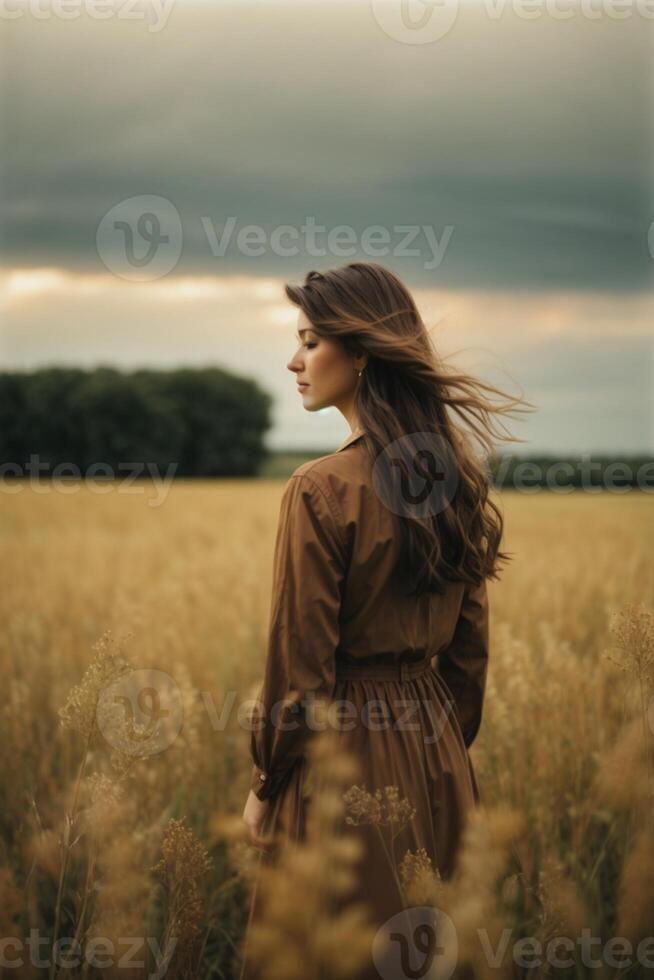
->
[352, 350, 368, 373]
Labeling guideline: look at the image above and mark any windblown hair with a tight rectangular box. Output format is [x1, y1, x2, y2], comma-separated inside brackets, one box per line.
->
[285, 262, 536, 597]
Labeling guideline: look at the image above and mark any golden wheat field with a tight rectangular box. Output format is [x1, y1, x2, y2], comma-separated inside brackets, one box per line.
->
[1, 481, 653, 979]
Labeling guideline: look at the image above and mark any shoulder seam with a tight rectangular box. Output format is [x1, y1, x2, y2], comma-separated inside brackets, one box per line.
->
[289, 473, 346, 555]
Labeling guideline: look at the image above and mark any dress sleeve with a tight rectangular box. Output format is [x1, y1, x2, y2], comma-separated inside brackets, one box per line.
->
[435, 577, 489, 749]
[249, 473, 346, 801]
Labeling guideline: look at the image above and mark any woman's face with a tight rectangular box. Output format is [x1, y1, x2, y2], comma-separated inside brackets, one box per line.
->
[287, 310, 361, 412]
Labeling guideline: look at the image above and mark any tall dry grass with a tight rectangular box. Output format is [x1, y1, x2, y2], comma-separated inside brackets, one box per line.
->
[1, 481, 653, 978]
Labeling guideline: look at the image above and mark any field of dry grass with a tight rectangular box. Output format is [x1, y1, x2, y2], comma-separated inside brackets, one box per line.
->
[1, 481, 653, 978]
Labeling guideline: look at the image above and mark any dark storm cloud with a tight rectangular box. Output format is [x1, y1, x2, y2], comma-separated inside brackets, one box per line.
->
[2, 1, 652, 289]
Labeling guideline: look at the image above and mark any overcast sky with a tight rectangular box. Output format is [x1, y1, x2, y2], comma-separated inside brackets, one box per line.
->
[1, 0, 652, 452]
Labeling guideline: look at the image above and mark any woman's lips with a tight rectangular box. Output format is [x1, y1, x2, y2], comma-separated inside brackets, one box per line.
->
[297, 383, 309, 390]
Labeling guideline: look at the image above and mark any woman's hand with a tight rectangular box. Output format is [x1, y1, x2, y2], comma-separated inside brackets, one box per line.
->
[243, 789, 271, 848]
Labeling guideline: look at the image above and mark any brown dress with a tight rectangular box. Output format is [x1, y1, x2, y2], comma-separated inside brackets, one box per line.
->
[239, 429, 489, 980]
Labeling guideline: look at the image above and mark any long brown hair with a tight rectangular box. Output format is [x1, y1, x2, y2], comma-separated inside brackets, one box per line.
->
[285, 262, 536, 596]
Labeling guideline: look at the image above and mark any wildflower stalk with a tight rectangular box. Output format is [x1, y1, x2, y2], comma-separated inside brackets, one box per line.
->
[372, 822, 406, 904]
[341, 782, 441, 967]
[69, 838, 97, 964]
[605, 603, 654, 834]
[150, 816, 213, 979]
[49, 729, 92, 980]
[243, 731, 378, 979]
[53, 629, 134, 978]
[638, 674, 654, 834]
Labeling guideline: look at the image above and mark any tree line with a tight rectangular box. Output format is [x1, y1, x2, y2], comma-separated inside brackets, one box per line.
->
[0, 366, 272, 477]
[1, 367, 650, 487]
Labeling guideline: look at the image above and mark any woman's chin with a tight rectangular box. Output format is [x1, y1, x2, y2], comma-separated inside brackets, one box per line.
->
[301, 395, 325, 412]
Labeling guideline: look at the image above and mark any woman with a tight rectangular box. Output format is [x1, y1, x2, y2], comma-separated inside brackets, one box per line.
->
[240, 262, 530, 978]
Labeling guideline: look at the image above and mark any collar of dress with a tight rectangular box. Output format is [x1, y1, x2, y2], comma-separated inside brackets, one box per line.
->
[335, 429, 365, 453]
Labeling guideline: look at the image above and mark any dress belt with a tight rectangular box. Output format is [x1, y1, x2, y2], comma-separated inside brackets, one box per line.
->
[334, 657, 434, 683]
